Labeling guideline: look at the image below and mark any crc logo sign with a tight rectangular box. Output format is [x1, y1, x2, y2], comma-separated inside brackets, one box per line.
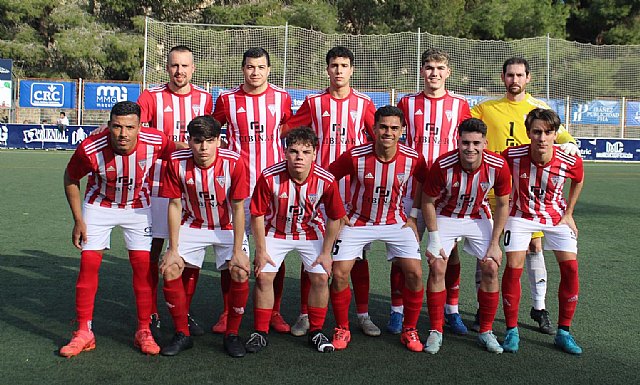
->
[30, 83, 64, 107]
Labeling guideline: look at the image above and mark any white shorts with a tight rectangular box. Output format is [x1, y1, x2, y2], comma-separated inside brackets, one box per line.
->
[82, 204, 152, 251]
[260, 238, 326, 275]
[436, 216, 493, 259]
[177, 225, 250, 269]
[504, 217, 577, 253]
[150, 196, 169, 239]
[333, 223, 421, 262]
[319, 205, 371, 252]
[403, 197, 426, 240]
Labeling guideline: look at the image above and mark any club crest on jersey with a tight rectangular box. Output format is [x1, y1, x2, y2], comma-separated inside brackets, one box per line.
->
[279, 192, 288, 199]
[350, 111, 358, 123]
[192, 106, 201, 116]
[186, 178, 195, 185]
[268, 104, 276, 116]
[216, 176, 226, 187]
[415, 109, 423, 116]
[396, 173, 405, 184]
[138, 160, 146, 170]
[551, 175, 561, 185]
[322, 111, 330, 118]
[445, 110, 453, 122]
[164, 106, 173, 113]
[308, 194, 318, 204]
[480, 182, 490, 191]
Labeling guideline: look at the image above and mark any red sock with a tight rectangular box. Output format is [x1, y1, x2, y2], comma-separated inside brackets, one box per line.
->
[226, 280, 249, 336]
[254, 308, 272, 333]
[445, 262, 461, 308]
[273, 261, 285, 313]
[330, 287, 352, 329]
[300, 265, 311, 314]
[478, 289, 499, 333]
[150, 258, 159, 315]
[351, 259, 370, 314]
[502, 266, 523, 329]
[220, 268, 231, 313]
[558, 260, 579, 327]
[402, 286, 424, 329]
[426, 289, 446, 332]
[76, 250, 103, 331]
[129, 250, 153, 330]
[390, 263, 404, 307]
[182, 267, 200, 310]
[308, 306, 328, 332]
[163, 277, 189, 335]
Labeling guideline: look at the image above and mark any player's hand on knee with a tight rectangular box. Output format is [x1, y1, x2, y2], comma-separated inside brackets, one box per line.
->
[482, 243, 503, 267]
[254, 250, 275, 278]
[426, 231, 447, 264]
[160, 249, 184, 276]
[72, 221, 87, 249]
[229, 250, 251, 279]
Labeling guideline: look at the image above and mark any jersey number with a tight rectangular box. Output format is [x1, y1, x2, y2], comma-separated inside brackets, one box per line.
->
[506, 122, 516, 147]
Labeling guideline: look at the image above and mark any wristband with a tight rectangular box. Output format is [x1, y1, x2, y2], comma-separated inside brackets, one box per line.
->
[427, 231, 444, 258]
[410, 207, 419, 219]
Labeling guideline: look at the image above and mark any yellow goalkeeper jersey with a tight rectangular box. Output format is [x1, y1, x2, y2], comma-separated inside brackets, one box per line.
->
[471, 93, 575, 153]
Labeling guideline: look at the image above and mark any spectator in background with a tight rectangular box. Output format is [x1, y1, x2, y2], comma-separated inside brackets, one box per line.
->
[57, 112, 70, 132]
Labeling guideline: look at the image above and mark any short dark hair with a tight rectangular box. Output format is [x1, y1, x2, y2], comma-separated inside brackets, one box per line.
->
[525, 108, 561, 132]
[285, 126, 318, 148]
[326, 46, 354, 66]
[242, 47, 271, 67]
[421, 48, 450, 67]
[187, 115, 221, 139]
[168, 45, 193, 61]
[374, 105, 405, 125]
[458, 118, 487, 136]
[110, 101, 141, 121]
[60, 111, 66, 116]
[502, 57, 530, 75]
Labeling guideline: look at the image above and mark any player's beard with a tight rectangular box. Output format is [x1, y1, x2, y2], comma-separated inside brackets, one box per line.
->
[507, 84, 525, 96]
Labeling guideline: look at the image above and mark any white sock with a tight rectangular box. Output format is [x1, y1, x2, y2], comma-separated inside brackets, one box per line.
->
[391, 305, 404, 314]
[526, 251, 547, 310]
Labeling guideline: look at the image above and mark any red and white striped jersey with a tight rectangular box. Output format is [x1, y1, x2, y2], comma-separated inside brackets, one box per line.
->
[398, 90, 471, 197]
[138, 83, 213, 142]
[213, 83, 292, 193]
[502, 145, 584, 225]
[66, 128, 174, 209]
[423, 149, 511, 219]
[250, 162, 345, 240]
[137, 83, 214, 196]
[287, 88, 376, 202]
[160, 148, 249, 230]
[329, 143, 427, 226]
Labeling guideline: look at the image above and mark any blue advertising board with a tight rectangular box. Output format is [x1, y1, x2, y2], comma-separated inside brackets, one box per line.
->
[0, 124, 96, 149]
[576, 137, 640, 161]
[570, 100, 621, 125]
[19, 80, 76, 109]
[84, 83, 141, 110]
[624, 101, 640, 127]
[0, 59, 12, 81]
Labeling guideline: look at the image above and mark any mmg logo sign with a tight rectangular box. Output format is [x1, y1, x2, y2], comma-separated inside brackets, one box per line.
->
[96, 86, 128, 106]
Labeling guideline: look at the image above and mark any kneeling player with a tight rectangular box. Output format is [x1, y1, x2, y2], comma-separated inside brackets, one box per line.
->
[159, 116, 251, 357]
[501, 108, 584, 355]
[329, 106, 427, 352]
[60, 102, 175, 357]
[422, 118, 510, 354]
[247, 127, 344, 353]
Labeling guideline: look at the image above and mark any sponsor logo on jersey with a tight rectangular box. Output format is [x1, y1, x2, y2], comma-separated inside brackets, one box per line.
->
[237, 107, 246, 113]
[216, 176, 225, 187]
[268, 104, 276, 116]
[415, 109, 423, 116]
[520, 172, 528, 179]
[279, 192, 288, 199]
[322, 110, 330, 117]
[164, 106, 173, 113]
[186, 178, 195, 185]
[365, 172, 374, 179]
[107, 166, 116, 172]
